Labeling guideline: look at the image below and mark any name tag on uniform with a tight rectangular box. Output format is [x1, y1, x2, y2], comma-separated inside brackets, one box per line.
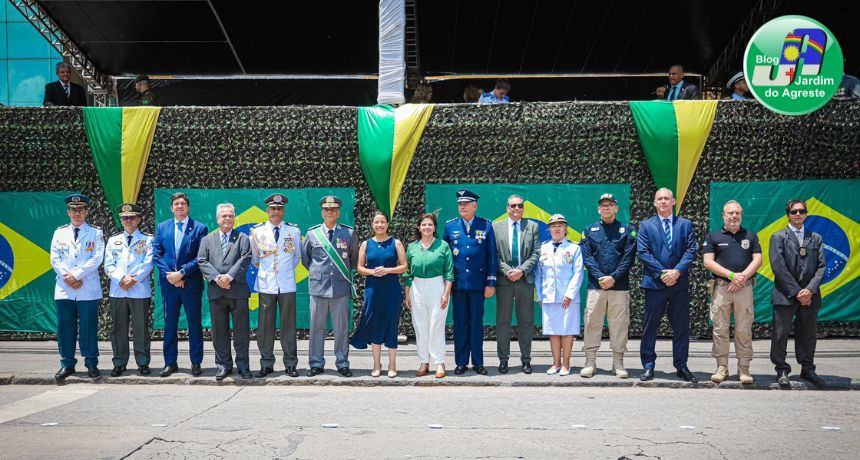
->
[718, 243, 729, 246]
[591, 227, 599, 231]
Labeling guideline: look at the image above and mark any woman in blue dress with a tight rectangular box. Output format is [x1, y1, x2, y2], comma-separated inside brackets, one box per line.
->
[350, 211, 407, 377]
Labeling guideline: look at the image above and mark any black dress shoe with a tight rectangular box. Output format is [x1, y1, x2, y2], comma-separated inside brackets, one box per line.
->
[215, 368, 232, 380]
[777, 370, 791, 386]
[640, 368, 655, 381]
[240, 369, 253, 379]
[306, 367, 325, 377]
[138, 365, 151, 376]
[255, 367, 274, 378]
[160, 364, 178, 377]
[285, 366, 299, 378]
[498, 361, 509, 374]
[338, 367, 353, 377]
[522, 363, 533, 374]
[87, 366, 101, 378]
[474, 366, 488, 375]
[676, 367, 698, 383]
[800, 370, 825, 386]
[55, 367, 75, 380]
[454, 365, 467, 375]
[191, 364, 203, 377]
[110, 366, 125, 377]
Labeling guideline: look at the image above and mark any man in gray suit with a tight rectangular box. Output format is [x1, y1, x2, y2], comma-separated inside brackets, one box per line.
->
[769, 199, 826, 387]
[493, 194, 540, 374]
[301, 195, 360, 377]
[197, 203, 252, 380]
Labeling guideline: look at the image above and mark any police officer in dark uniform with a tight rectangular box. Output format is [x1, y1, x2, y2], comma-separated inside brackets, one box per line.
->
[579, 193, 637, 379]
[443, 190, 498, 375]
[702, 200, 762, 385]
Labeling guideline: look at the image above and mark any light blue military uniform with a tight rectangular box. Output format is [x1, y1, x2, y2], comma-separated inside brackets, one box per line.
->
[301, 195, 360, 373]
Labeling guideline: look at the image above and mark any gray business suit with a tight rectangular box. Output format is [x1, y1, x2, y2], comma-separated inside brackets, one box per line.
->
[493, 218, 540, 364]
[769, 227, 826, 374]
[198, 230, 252, 372]
[301, 223, 360, 369]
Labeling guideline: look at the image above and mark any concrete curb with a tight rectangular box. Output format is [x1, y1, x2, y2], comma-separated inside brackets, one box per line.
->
[2, 373, 857, 390]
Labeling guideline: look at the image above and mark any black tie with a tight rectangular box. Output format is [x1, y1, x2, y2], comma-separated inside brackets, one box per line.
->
[274, 226, 280, 243]
[328, 229, 334, 242]
[553, 241, 561, 253]
[127, 235, 133, 246]
[73, 227, 80, 241]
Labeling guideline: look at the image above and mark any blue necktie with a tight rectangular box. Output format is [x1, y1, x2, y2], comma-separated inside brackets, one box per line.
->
[511, 221, 519, 266]
[175, 221, 184, 255]
[126, 234, 133, 246]
[274, 226, 280, 244]
[221, 233, 228, 253]
[73, 227, 80, 241]
[327, 229, 334, 242]
[63, 84, 70, 98]
[669, 85, 678, 100]
[553, 241, 561, 253]
[663, 218, 672, 247]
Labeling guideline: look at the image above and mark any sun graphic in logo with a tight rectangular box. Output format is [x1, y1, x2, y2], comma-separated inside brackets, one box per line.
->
[783, 45, 800, 62]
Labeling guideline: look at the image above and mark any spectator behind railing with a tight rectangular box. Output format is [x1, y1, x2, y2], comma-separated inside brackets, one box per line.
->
[655, 64, 700, 100]
[134, 75, 157, 106]
[724, 72, 750, 100]
[478, 79, 511, 104]
[411, 83, 433, 103]
[463, 85, 482, 103]
[43, 62, 87, 107]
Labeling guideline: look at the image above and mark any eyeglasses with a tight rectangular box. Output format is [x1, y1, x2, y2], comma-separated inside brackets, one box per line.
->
[508, 203, 524, 209]
[789, 209, 808, 215]
[120, 216, 139, 221]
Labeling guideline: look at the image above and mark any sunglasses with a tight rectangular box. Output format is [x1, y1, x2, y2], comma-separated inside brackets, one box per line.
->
[508, 203, 524, 209]
[120, 216, 139, 221]
[788, 209, 808, 215]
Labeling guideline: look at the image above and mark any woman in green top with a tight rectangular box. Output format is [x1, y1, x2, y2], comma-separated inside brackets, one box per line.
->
[403, 213, 454, 378]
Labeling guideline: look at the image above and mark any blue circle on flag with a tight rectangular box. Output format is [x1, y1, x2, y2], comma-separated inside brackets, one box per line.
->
[0, 234, 13, 290]
[234, 223, 259, 293]
[804, 215, 849, 284]
[528, 218, 552, 243]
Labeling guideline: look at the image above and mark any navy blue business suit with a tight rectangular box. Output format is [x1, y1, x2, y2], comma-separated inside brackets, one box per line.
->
[153, 218, 208, 366]
[636, 215, 697, 370]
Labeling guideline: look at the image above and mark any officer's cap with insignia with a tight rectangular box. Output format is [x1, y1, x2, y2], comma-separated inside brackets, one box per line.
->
[265, 193, 288, 208]
[319, 195, 342, 209]
[726, 71, 745, 90]
[65, 194, 91, 209]
[548, 213, 567, 225]
[598, 193, 617, 205]
[118, 203, 143, 217]
[456, 189, 480, 203]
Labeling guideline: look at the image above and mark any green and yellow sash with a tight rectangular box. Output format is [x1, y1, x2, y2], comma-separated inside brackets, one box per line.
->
[310, 226, 358, 299]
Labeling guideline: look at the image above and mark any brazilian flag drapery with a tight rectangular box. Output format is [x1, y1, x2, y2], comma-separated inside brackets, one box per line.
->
[83, 107, 162, 224]
[629, 100, 718, 213]
[357, 104, 434, 219]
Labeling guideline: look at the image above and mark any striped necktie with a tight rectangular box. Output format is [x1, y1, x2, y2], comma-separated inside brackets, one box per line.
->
[221, 233, 229, 253]
[663, 218, 672, 247]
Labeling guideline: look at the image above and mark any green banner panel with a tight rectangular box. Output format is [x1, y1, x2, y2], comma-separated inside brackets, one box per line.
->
[153, 188, 356, 331]
[0, 191, 78, 332]
[426, 183, 631, 327]
[710, 179, 860, 322]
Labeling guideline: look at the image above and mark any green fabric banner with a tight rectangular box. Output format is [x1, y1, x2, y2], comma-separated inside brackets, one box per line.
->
[83, 107, 124, 223]
[357, 105, 395, 217]
[710, 179, 860, 322]
[153, 188, 356, 331]
[426, 183, 631, 327]
[0, 191, 78, 333]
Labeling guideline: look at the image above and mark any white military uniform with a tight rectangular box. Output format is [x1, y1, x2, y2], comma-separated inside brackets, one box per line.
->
[250, 221, 302, 294]
[534, 239, 584, 336]
[50, 223, 105, 301]
[104, 230, 154, 298]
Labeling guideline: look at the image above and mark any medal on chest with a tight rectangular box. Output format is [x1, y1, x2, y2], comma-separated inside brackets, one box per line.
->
[475, 230, 485, 244]
[284, 236, 295, 253]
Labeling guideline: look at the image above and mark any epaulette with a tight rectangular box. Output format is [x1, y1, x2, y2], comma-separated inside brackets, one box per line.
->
[446, 217, 458, 223]
[142, 232, 153, 237]
[340, 223, 353, 229]
[58, 224, 70, 229]
[285, 221, 299, 228]
[308, 224, 322, 230]
[252, 222, 265, 229]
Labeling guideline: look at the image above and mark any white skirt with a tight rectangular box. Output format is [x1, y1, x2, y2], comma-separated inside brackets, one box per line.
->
[541, 302, 581, 336]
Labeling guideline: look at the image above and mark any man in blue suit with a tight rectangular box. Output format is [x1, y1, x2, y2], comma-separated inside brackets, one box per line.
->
[153, 192, 208, 377]
[636, 188, 698, 383]
[443, 189, 498, 376]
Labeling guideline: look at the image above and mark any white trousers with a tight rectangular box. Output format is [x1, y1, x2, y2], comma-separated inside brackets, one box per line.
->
[410, 276, 447, 365]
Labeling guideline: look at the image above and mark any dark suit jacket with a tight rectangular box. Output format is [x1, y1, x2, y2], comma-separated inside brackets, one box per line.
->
[769, 228, 826, 307]
[153, 218, 208, 291]
[198, 231, 252, 300]
[636, 215, 697, 289]
[43, 81, 87, 106]
[660, 81, 701, 100]
[493, 218, 540, 285]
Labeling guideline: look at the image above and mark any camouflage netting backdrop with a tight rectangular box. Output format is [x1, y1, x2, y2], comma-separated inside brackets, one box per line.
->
[1, 101, 858, 341]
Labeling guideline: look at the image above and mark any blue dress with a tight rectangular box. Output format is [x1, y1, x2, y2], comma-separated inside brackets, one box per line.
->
[350, 238, 403, 349]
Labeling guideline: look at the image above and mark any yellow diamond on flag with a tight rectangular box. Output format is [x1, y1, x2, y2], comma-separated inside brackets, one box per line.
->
[493, 200, 581, 243]
[0, 222, 52, 301]
[210, 206, 309, 311]
[758, 198, 859, 299]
